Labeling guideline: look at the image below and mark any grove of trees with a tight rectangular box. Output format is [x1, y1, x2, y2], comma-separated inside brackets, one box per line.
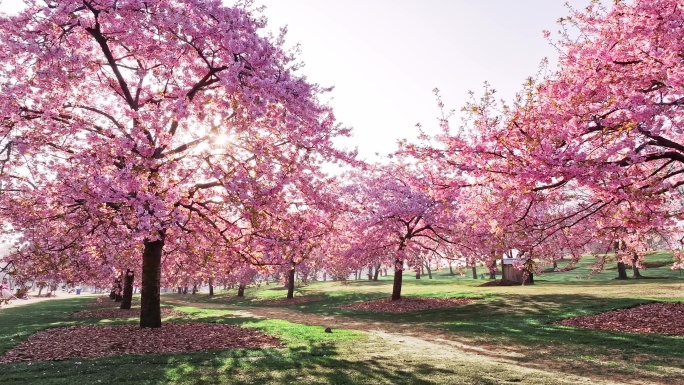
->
[1, 0, 683, 327]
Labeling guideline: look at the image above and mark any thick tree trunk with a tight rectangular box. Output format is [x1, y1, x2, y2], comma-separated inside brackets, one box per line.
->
[368, 265, 373, 280]
[415, 268, 421, 279]
[112, 274, 123, 302]
[553, 260, 558, 270]
[183, 286, 188, 294]
[425, 262, 432, 279]
[287, 265, 296, 299]
[237, 284, 245, 297]
[373, 263, 381, 281]
[614, 240, 628, 279]
[391, 259, 403, 301]
[488, 260, 497, 279]
[208, 279, 214, 296]
[140, 237, 164, 329]
[177, 286, 182, 294]
[472, 266, 477, 279]
[114, 277, 123, 302]
[421, 263, 425, 276]
[632, 253, 642, 278]
[120, 269, 134, 310]
[449, 263, 454, 275]
[617, 262, 628, 279]
[191, 284, 198, 295]
[323, 272, 327, 281]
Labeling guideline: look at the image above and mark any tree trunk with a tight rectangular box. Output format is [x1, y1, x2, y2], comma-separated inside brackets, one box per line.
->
[140, 237, 164, 329]
[37, 286, 44, 296]
[191, 284, 198, 294]
[488, 260, 497, 279]
[237, 284, 245, 297]
[617, 262, 628, 279]
[183, 286, 188, 294]
[449, 263, 454, 275]
[114, 277, 123, 302]
[391, 259, 403, 301]
[632, 253, 642, 278]
[415, 268, 421, 279]
[287, 265, 296, 299]
[421, 263, 425, 276]
[368, 265, 373, 280]
[323, 272, 327, 281]
[472, 266, 477, 279]
[614, 240, 628, 279]
[373, 263, 381, 281]
[425, 262, 432, 279]
[177, 286, 182, 294]
[208, 278, 214, 296]
[553, 260, 558, 270]
[120, 269, 134, 310]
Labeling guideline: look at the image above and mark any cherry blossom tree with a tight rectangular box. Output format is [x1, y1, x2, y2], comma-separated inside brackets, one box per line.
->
[0, 0, 351, 327]
[407, 0, 684, 275]
[343, 164, 460, 300]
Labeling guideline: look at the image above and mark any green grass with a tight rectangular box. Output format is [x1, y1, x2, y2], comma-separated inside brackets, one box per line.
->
[1, 252, 683, 384]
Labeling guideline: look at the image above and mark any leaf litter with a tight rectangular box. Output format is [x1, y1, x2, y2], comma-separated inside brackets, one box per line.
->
[0, 323, 283, 363]
[339, 297, 475, 313]
[70, 307, 186, 319]
[254, 296, 326, 305]
[556, 302, 684, 335]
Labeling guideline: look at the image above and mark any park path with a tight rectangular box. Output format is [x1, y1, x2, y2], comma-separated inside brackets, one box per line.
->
[0, 291, 95, 310]
[163, 297, 654, 385]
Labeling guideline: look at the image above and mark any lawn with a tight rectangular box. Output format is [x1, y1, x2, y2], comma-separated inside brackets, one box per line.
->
[1, 253, 683, 384]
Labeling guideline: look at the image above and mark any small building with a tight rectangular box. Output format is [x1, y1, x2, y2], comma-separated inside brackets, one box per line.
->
[501, 258, 534, 285]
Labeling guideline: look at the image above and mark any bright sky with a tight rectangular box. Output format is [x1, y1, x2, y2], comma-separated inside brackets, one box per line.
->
[258, 0, 592, 160]
[0, 0, 591, 160]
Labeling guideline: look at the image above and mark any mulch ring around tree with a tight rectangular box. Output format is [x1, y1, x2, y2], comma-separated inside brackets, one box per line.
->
[254, 296, 327, 306]
[86, 297, 140, 307]
[70, 307, 186, 319]
[339, 297, 476, 313]
[0, 323, 283, 363]
[478, 279, 521, 287]
[556, 302, 684, 336]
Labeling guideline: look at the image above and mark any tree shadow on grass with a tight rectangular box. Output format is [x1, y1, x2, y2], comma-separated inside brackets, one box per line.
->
[0, 326, 453, 385]
[244, 292, 684, 361]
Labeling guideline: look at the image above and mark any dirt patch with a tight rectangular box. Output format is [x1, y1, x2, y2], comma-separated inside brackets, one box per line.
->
[70, 307, 186, 319]
[206, 295, 256, 303]
[254, 296, 326, 306]
[85, 297, 141, 307]
[0, 323, 283, 363]
[644, 261, 673, 268]
[479, 279, 521, 287]
[339, 297, 475, 313]
[557, 302, 684, 335]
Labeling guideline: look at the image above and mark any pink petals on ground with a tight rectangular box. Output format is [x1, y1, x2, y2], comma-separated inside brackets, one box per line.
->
[70, 307, 186, 319]
[557, 302, 684, 336]
[339, 297, 475, 313]
[255, 296, 326, 306]
[0, 323, 283, 363]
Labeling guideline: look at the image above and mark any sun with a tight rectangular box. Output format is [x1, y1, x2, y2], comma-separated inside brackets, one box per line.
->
[212, 133, 230, 146]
